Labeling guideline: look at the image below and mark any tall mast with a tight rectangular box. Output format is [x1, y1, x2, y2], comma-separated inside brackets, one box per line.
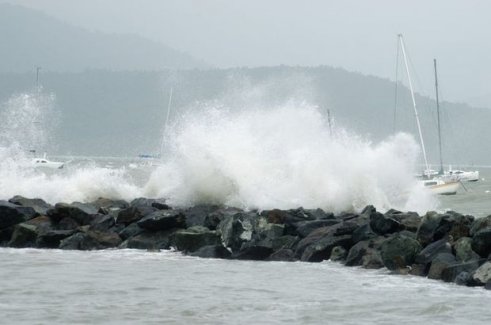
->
[160, 87, 173, 158]
[36, 66, 41, 91]
[398, 34, 430, 175]
[434, 59, 443, 174]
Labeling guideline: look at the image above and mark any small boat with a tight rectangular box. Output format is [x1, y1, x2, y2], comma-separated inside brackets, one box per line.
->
[31, 154, 64, 169]
[444, 166, 479, 182]
[420, 178, 459, 195]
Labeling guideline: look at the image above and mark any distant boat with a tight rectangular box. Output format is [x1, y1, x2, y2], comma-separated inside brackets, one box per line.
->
[31, 153, 64, 169]
[397, 34, 459, 195]
[445, 167, 479, 182]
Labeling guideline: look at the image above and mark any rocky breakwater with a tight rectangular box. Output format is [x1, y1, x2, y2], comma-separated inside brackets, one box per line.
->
[2, 196, 491, 289]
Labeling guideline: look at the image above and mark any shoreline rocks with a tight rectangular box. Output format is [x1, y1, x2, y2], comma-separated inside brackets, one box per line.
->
[2, 196, 491, 289]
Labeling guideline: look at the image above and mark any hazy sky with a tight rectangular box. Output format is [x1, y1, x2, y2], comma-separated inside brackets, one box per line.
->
[4, 0, 491, 107]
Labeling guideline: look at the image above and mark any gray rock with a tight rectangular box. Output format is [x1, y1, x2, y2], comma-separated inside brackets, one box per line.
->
[300, 234, 352, 262]
[233, 245, 273, 260]
[218, 212, 258, 252]
[330, 246, 347, 262]
[8, 223, 38, 247]
[369, 212, 401, 235]
[137, 210, 185, 231]
[120, 230, 176, 250]
[454, 237, 480, 262]
[118, 222, 144, 241]
[267, 248, 297, 262]
[295, 219, 340, 238]
[381, 233, 422, 270]
[428, 253, 457, 280]
[470, 215, 491, 237]
[471, 227, 491, 258]
[89, 214, 115, 232]
[0, 200, 37, 229]
[441, 260, 480, 283]
[8, 196, 52, 215]
[415, 239, 452, 265]
[472, 261, 491, 285]
[47, 202, 97, 225]
[116, 206, 158, 225]
[174, 226, 221, 252]
[36, 229, 77, 248]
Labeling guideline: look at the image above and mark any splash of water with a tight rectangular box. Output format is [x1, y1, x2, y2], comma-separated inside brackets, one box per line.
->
[145, 103, 438, 213]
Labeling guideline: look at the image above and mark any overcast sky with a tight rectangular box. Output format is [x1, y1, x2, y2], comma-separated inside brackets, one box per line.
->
[4, 0, 491, 107]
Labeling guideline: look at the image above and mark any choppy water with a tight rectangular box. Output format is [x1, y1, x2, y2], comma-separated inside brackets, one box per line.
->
[0, 248, 490, 325]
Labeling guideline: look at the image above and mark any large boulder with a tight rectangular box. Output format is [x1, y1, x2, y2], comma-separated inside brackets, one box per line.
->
[8, 223, 38, 247]
[59, 230, 121, 250]
[8, 196, 52, 215]
[36, 229, 77, 248]
[130, 197, 168, 209]
[137, 210, 186, 231]
[89, 197, 129, 215]
[415, 239, 452, 265]
[267, 249, 297, 262]
[116, 206, 158, 225]
[389, 211, 421, 232]
[454, 237, 480, 262]
[182, 205, 222, 228]
[300, 234, 352, 262]
[441, 260, 481, 283]
[233, 245, 274, 260]
[369, 212, 401, 235]
[380, 233, 422, 270]
[295, 219, 340, 238]
[174, 226, 221, 252]
[427, 253, 457, 280]
[262, 208, 315, 235]
[218, 212, 258, 252]
[471, 227, 491, 258]
[345, 238, 384, 269]
[89, 214, 115, 232]
[472, 261, 491, 286]
[47, 203, 97, 225]
[416, 211, 473, 246]
[470, 215, 491, 237]
[120, 229, 176, 250]
[118, 222, 144, 241]
[0, 200, 37, 229]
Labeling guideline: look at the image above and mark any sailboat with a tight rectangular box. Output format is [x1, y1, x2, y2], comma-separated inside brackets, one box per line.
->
[397, 34, 460, 195]
[432, 59, 479, 183]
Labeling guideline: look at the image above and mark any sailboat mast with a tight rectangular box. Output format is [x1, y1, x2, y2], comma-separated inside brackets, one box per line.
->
[398, 34, 430, 174]
[160, 87, 173, 158]
[434, 59, 444, 174]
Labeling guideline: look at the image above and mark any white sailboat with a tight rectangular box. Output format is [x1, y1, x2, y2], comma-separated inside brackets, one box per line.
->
[31, 152, 64, 169]
[397, 34, 459, 195]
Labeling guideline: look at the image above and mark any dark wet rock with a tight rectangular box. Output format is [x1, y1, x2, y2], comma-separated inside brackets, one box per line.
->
[428, 253, 457, 280]
[390, 212, 421, 232]
[472, 261, 491, 286]
[174, 226, 221, 253]
[89, 214, 115, 232]
[47, 203, 96, 225]
[8, 196, 52, 215]
[471, 227, 491, 258]
[345, 238, 384, 269]
[0, 200, 37, 229]
[295, 219, 340, 238]
[300, 234, 352, 262]
[295, 222, 356, 259]
[59, 230, 121, 250]
[455, 271, 472, 286]
[263, 208, 315, 235]
[118, 222, 144, 241]
[116, 206, 158, 225]
[415, 239, 452, 265]
[485, 280, 491, 290]
[57, 217, 80, 230]
[233, 245, 273, 260]
[267, 248, 297, 262]
[454, 237, 480, 262]
[330, 246, 347, 262]
[271, 235, 299, 251]
[441, 260, 481, 283]
[120, 230, 176, 250]
[380, 233, 422, 270]
[470, 215, 491, 237]
[417, 211, 473, 247]
[36, 229, 77, 248]
[369, 212, 401, 235]
[188, 245, 231, 259]
[183, 205, 221, 228]
[8, 223, 38, 247]
[249, 220, 285, 249]
[137, 210, 186, 231]
[0, 227, 14, 245]
[352, 224, 377, 244]
[130, 197, 168, 209]
[90, 197, 129, 213]
[409, 264, 427, 276]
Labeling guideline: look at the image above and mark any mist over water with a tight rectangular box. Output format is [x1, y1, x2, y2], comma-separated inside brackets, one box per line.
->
[0, 90, 437, 213]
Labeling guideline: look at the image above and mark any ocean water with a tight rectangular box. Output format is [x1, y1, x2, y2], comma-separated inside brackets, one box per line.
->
[0, 248, 490, 325]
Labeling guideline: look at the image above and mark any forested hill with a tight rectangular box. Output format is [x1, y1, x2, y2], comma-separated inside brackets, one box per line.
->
[1, 66, 488, 165]
[0, 3, 206, 72]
